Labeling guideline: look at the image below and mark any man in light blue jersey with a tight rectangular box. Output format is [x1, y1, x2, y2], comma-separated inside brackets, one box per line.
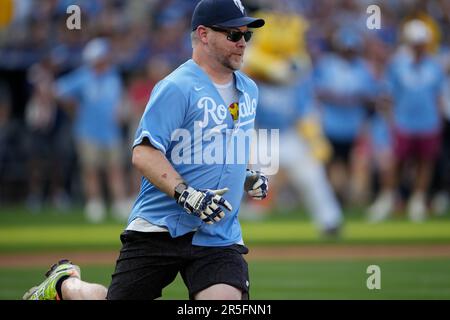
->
[24, 0, 267, 301]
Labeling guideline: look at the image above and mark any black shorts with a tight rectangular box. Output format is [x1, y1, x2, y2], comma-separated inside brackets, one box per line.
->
[106, 230, 250, 300]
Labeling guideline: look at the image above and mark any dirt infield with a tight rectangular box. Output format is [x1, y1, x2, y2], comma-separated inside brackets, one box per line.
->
[1, 244, 450, 267]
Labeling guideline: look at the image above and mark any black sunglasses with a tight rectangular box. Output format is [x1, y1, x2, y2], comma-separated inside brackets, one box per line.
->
[208, 26, 253, 42]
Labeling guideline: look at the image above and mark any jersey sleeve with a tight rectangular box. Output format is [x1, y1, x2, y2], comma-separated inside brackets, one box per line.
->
[133, 80, 187, 154]
[55, 68, 85, 100]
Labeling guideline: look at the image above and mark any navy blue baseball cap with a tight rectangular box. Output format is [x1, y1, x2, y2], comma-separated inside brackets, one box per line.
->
[191, 0, 265, 31]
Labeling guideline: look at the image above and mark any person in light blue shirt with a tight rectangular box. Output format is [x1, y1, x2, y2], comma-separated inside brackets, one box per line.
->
[24, 0, 267, 301]
[314, 27, 376, 205]
[374, 20, 446, 222]
[386, 53, 444, 134]
[54, 38, 131, 224]
[56, 54, 122, 148]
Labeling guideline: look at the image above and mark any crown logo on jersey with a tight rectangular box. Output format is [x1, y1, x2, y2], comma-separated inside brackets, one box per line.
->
[233, 0, 245, 14]
[228, 102, 239, 121]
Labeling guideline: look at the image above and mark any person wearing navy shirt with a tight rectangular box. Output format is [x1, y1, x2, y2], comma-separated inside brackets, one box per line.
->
[23, 0, 267, 301]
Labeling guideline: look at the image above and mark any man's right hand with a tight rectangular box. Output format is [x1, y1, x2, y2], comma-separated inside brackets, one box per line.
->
[176, 186, 233, 224]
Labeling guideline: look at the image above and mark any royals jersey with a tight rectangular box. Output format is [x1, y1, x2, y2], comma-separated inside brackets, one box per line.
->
[129, 59, 259, 246]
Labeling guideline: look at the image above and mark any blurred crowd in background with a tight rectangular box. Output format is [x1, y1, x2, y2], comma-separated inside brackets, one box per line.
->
[0, 0, 449, 229]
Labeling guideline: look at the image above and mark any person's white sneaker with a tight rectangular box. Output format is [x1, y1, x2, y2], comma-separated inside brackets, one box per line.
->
[85, 199, 106, 223]
[367, 191, 395, 223]
[407, 193, 427, 222]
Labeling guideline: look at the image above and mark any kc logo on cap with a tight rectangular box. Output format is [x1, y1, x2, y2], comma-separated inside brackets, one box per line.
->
[233, 0, 245, 14]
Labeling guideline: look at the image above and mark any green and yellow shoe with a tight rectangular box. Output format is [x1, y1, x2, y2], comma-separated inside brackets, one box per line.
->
[23, 259, 81, 300]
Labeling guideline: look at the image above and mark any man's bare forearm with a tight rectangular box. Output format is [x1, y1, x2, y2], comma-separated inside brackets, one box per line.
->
[132, 143, 185, 198]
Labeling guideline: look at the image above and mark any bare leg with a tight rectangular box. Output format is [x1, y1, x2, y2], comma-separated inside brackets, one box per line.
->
[367, 153, 398, 223]
[194, 284, 242, 300]
[379, 152, 397, 192]
[82, 166, 102, 201]
[349, 144, 371, 206]
[108, 163, 126, 202]
[327, 160, 348, 205]
[61, 278, 108, 300]
[408, 159, 434, 222]
[108, 162, 131, 221]
[415, 159, 434, 194]
[82, 166, 106, 223]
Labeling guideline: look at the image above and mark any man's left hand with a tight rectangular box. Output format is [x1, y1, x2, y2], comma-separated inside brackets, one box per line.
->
[244, 169, 269, 200]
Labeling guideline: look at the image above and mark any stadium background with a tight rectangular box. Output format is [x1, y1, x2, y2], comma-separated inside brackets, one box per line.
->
[1, 0, 450, 299]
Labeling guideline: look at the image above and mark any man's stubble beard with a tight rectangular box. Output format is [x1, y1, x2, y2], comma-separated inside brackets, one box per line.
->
[219, 53, 243, 71]
[211, 41, 243, 72]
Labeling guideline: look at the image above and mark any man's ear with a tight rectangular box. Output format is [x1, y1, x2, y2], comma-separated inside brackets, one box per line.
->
[197, 26, 209, 44]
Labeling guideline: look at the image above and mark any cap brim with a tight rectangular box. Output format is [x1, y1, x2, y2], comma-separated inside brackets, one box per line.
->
[217, 16, 265, 29]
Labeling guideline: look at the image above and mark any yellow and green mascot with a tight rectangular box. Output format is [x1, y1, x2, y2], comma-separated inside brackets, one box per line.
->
[243, 10, 332, 163]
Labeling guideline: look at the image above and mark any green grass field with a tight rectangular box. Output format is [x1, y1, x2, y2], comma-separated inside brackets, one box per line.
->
[2, 206, 450, 252]
[1, 206, 450, 300]
[2, 259, 450, 300]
